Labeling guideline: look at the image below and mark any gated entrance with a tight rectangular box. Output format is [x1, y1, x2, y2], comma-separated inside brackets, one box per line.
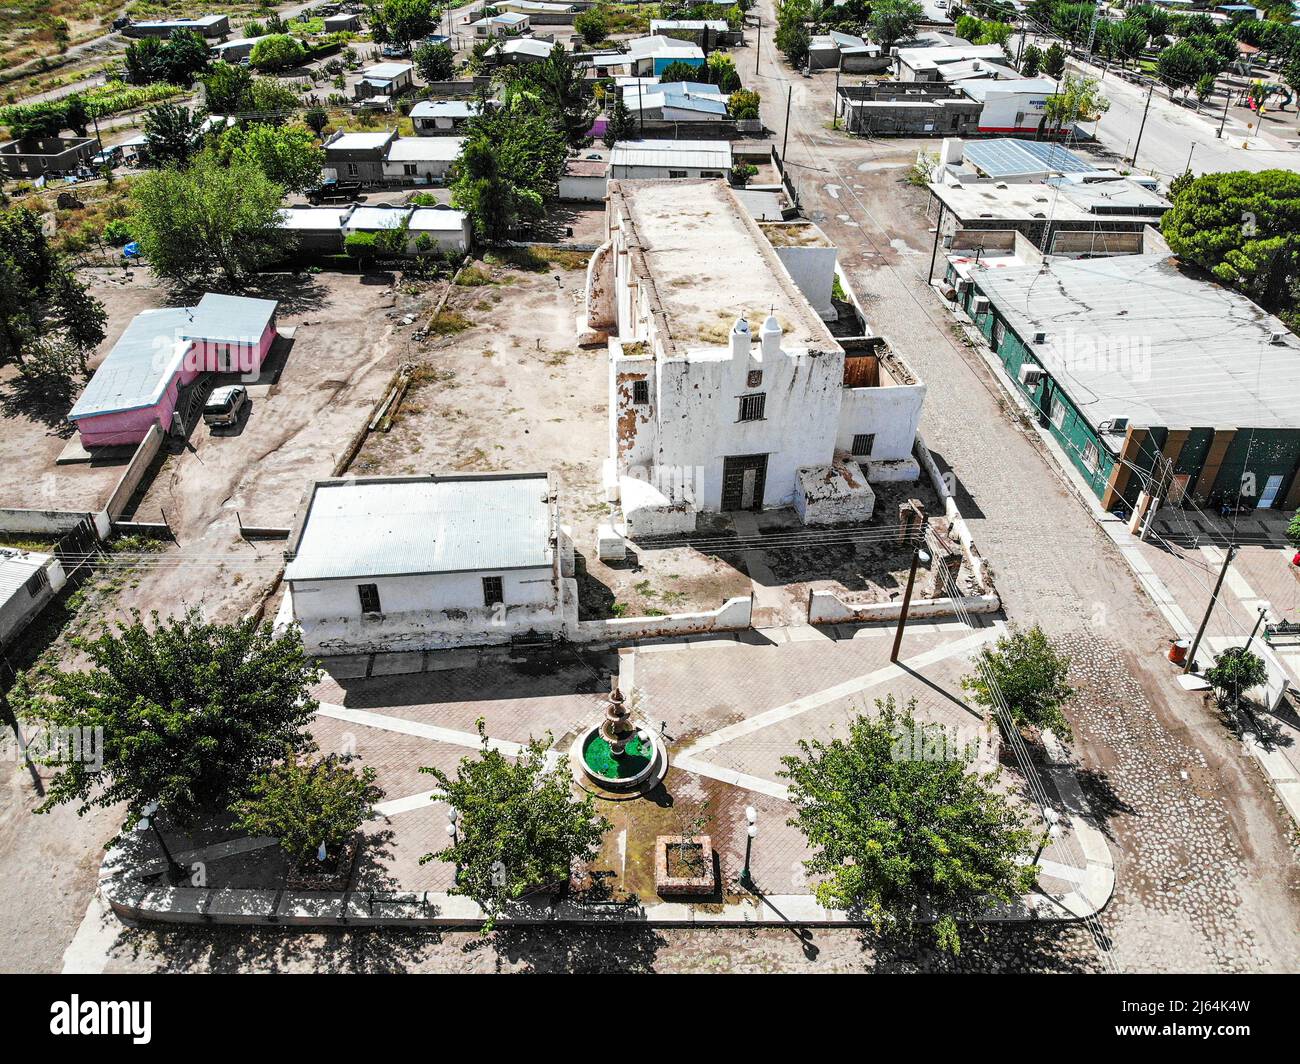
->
[721, 454, 768, 512]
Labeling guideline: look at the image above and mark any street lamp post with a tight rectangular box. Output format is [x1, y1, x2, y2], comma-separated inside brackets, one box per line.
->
[738, 805, 757, 888]
[889, 546, 931, 664]
[446, 806, 459, 847]
[136, 802, 186, 884]
[1130, 82, 1153, 167]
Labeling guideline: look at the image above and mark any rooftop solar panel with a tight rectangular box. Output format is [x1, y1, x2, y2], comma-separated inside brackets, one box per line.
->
[963, 138, 1097, 178]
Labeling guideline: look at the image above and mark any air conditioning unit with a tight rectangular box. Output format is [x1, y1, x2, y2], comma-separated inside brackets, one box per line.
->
[956, 278, 971, 295]
[972, 296, 989, 315]
[1270, 330, 1286, 344]
[1018, 364, 1044, 387]
[1033, 330, 1047, 343]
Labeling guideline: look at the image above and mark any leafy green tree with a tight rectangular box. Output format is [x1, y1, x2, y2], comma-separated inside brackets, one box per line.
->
[1042, 73, 1110, 136]
[728, 87, 761, 120]
[1205, 646, 1268, 706]
[503, 43, 597, 147]
[233, 754, 384, 867]
[955, 13, 982, 42]
[779, 695, 1038, 954]
[19, 610, 321, 838]
[221, 123, 324, 192]
[129, 149, 287, 285]
[961, 625, 1075, 740]
[1043, 41, 1066, 78]
[248, 79, 301, 125]
[706, 50, 741, 91]
[868, 0, 920, 47]
[657, 59, 704, 83]
[1195, 71, 1217, 105]
[413, 40, 456, 82]
[775, 0, 812, 68]
[419, 721, 610, 930]
[1156, 40, 1206, 96]
[0, 98, 85, 139]
[452, 105, 565, 242]
[1113, 17, 1149, 66]
[975, 20, 1014, 47]
[574, 8, 609, 45]
[304, 105, 329, 136]
[142, 103, 206, 167]
[250, 34, 309, 73]
[203, 61, 255, 113]
[1286, 508, 1300, 549]
[1160, 170, 1300, 306]
[0, 207, 106, 376]
[603, 91, 635, 147]
[1020, 44, 1043, 77]
[370, 0, 436, 47]
[124, 29, 211, 86]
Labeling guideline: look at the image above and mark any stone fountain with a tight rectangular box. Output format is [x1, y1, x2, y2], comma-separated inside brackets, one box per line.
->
[573, 676, 666, 792]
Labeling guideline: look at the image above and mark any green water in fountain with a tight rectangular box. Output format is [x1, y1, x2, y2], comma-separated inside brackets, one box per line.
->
[582, 731, 653, 779]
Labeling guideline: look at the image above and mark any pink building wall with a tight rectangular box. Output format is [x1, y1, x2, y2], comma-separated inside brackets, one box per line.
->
[184, 322, 277, 375]
[76, 376, 182, 448]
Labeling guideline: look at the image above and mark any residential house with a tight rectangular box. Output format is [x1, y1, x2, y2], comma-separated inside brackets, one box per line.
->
[124, 14, 230, 38]
[0, 549, 66, 650]
[382, 136, 464, 183]
[486, 37, 554, 64]
[353, 61, 415, 102]
[944, 251, 1300, 513]
[495, 0, 576, 23]
[411, 99, 482, 134]
[649, 18, 739, 46]
[621, 80, 728, 121]
[275, 206, 354, 253]
[323, 12, 361, 32]
[282, 473, 570, 654]
[560, 151, 609, 201]
[583, 179, 926, 532]
[324, 129, 397, 185]
[836, 82, 982, 136]
[0, 136, 97, 178]
[211, 35, 267, 63]
[624, 34, 705, 76]
[341, 205, 471, 253]
[471, 12, 531, 37]
[807, 31, 886, 72]
[68, 295, 278, 447]
[608, 139, 732, 179]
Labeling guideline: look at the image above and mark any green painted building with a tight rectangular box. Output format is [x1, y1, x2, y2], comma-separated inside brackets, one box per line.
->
[944, 253, 1300, 515]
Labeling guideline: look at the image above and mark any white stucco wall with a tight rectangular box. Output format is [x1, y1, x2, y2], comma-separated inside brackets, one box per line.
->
[836, 380, 926, 464]
[289, 566, 560, 653]
[975, 90, 1050, 132]
[774, 246, 839, 320]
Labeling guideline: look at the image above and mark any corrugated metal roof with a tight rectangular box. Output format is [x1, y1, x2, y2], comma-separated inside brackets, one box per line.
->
[970, 254, 1300, 431]
[364, 62, 413, 79]
[610, 139, 732, 169]
[0, 549, 49, 602]
[277, 207, 354, 230]
[285, 475, 553, 581]
[68, 307, 193, 421]
[183, 293, 276, 345]
[386, 136, 464, 162]
[410, 100, 480, 118]
[344, 206, 412, 230]
[328, 131, 394, 151]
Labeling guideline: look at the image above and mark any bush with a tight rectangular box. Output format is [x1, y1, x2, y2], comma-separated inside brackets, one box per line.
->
[250, 34, 308, 73]
[101, 219, 132, 246]
[574, 9, 609, 45]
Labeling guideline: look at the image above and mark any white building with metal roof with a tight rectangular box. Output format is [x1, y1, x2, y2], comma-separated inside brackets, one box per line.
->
[382, 135, 464, 183]
[411, 99, 482, 134]
[0, 549, 66, 650]
[608, 139, 732, 179]
[283, 473, 575, 653]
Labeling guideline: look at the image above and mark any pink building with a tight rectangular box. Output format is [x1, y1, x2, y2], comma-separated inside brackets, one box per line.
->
[68, 294, 277, 448]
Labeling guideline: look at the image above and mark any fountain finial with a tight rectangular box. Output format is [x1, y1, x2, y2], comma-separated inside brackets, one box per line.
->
[601, 676, 636, 756]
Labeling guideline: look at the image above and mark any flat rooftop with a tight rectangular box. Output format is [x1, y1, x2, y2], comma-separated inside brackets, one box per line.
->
[930, 177, 1168, 222]
[386, 136, 464, 161]
[612, 179, 838, 356]
[284, 474, 553, 581]
[968, 254, 1300, 431]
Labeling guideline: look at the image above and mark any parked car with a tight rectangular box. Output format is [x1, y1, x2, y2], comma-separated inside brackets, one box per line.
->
[203, 385, 249, 429]
[91, 146, 122, 169]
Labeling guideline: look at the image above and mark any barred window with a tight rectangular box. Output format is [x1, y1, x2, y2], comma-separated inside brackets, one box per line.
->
[737, 393, 766, 422]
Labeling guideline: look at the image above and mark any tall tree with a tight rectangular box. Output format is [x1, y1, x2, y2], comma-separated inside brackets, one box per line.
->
[603, 91, 635, 147]
[370, 0, 436, 47]
[420, 722, 610, 931]
[250, 34, 309, 73]
[1160, 169, 1300, 307]
[0, 207, 106, 377]
[221, 123, 324, 192]
[413, 40, 456, 82]
[142, 103, 206, 167]
[18, 610, 321, 839]
[779, 695, 1038, 954]
[503, 43, 597, 147]
[1043, 41, 1067, 78]
[1156, 40, 1206, 97]
[1042, 73, 1110, 137]
[961, 625, 1076, 740]
[129, 149, 287, 285]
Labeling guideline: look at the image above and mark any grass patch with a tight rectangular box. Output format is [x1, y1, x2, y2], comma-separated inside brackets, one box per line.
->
[427, 310, 473, 336]
[486, 245, 590, 272]
[455, 264, 496, 287]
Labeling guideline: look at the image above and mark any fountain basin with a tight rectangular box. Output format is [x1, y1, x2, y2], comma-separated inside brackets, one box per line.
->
[575, 723, 665, 792]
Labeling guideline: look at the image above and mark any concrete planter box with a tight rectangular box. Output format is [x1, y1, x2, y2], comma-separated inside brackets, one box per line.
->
[655, 835, 715, 896]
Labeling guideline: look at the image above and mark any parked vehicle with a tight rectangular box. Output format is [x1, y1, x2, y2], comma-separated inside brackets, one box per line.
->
[203, 385, 249, 429]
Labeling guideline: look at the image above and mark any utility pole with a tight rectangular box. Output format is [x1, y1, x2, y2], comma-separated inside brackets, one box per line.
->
[1130, 82, 1153, 167]
[755, 15, 761, 76]
[781, 83, 792, 162]
[833, 53, 842, 129]
[890, 546, 931, 664]
[1217, 81, 1232, 138]
[1185, 544, 1237, 674]
[1242, 605, 1269, 657]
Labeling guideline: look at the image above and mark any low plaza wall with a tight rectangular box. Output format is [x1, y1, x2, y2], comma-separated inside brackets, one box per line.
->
[573, 595, 752, 643]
